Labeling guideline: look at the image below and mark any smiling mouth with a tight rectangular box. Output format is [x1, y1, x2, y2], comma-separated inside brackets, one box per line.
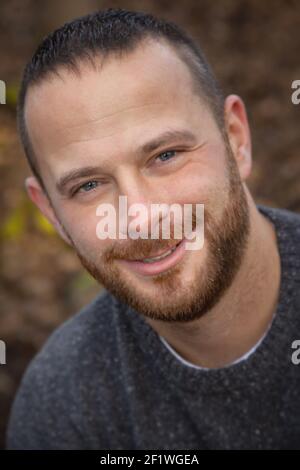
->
[119, 239, 187, 277]
[134, 241, 182, 263]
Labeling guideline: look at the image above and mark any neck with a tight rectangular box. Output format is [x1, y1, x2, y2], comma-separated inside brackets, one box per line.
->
[145, 191, 281, 369]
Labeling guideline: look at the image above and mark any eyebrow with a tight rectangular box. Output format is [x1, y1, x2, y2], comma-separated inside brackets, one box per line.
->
[56, 128, 198, 194]
[139, 128, 197, 154]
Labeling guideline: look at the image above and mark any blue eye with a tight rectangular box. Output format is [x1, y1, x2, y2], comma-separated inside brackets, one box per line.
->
[156, 150, 177, 162]
[78, 181, 99, 193]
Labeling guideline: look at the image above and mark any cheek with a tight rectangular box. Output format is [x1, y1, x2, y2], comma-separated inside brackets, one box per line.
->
[168, 160, 228, 209]
[57, 206, 113, 256]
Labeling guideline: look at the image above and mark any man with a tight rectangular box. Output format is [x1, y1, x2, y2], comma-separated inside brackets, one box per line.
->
[6, 8, 300, 449]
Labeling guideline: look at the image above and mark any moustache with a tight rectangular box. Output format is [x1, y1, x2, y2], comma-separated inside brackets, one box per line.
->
[102, 210, 202, 263]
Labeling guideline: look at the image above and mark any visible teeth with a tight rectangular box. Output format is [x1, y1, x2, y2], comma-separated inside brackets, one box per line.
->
[141, 246, 177, 263]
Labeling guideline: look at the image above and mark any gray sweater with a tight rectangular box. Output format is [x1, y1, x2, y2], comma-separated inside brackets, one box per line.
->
[6, 205, 300, 450]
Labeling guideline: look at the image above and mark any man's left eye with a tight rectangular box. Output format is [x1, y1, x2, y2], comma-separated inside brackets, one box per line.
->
[77, 181, 99, 193]
[155, 150, 177, 163]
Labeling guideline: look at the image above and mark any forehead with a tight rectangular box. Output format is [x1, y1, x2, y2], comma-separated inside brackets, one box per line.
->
[25, 39, 207, 174]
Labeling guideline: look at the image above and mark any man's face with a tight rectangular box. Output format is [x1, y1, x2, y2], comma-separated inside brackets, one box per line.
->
[25, 39, 250, 322]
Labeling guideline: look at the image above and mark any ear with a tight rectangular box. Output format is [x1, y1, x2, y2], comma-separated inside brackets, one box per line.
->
[224, 94, 252, 182]
[25, 176, 72, 245]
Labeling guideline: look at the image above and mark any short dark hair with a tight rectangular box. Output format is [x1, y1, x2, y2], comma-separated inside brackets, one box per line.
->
[18, 8, 225, 189]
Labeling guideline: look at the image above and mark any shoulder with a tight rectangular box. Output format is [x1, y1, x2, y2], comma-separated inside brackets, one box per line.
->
[257, 205, 300, 312]
[6, 289, 123, 449]
[258, 204, 300, 229]
[27, 288, 120, 375]
[258, 205, 300, 259]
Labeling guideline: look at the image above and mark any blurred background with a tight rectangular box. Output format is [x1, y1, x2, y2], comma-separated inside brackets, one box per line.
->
[0, 0, 300, 449]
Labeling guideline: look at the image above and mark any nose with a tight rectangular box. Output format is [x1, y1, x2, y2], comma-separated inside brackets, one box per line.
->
[116, 169, 169, 240]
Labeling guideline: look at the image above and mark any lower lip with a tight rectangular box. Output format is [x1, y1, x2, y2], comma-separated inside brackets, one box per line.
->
[120, 239, 187, 276]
